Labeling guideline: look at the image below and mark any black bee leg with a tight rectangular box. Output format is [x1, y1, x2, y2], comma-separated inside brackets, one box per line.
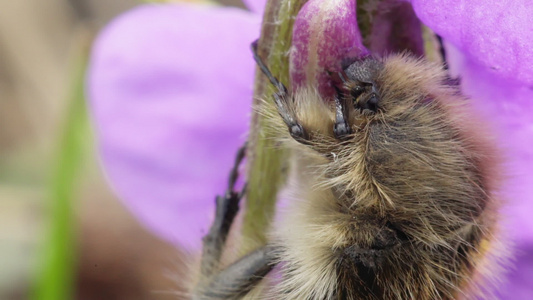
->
[194, 246, 275, 300]
[435, 35, 462, 86]
[333, 95, 352, 140]
[251, 40, 309, 143]
[328, 70, 352, 140]
[435, 34, 448, 70]
[199, 144, 247, 278]
[194, 143, 275, 299]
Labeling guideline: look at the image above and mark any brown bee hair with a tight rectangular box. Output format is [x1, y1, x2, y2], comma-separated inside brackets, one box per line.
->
[258, 53, 505, 300]
[189, 51, 506, 300]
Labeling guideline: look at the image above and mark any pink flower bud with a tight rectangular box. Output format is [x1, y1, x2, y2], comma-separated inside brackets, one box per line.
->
[290, 0, 368, 98]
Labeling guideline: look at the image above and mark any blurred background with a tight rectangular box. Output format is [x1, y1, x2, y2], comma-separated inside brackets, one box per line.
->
[5, 1, 531, 300]
[0, 0, 243, 299]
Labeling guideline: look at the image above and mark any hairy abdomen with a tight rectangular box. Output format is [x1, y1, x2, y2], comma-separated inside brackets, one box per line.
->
[268, 101, 500, 300]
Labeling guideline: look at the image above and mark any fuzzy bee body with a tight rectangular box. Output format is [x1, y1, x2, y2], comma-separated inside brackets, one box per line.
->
[193, 54, 502, 300]
[260, 54, 502, 300]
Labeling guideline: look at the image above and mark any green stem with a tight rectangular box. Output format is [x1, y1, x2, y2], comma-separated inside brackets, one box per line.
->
[31, 33, 92, 300]
[242, 0, 308, 251]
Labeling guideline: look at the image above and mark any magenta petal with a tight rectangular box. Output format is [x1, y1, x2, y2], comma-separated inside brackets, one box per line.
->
[368, 1, 424, 56]
[446, 45, 533, 298]
[496, 243, 533, 299]
[87, 4, 260, 249]
[458, 63, 533, 242]
[290, 0, 368, 97]
[243, 0, 266, 14]
[411, 0, 533, 85]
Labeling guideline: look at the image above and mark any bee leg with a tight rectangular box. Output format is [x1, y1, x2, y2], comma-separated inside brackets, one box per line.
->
[328, 71, 352, 140]
[435, 34, 462, 86]
[200, 144, 247, 278]
[194, 246, 275, 300]
[333, 95, 352, 139]
[435, 34, 448, 70]
[251, 40, 309, 143]
[194, 143, 275, 299]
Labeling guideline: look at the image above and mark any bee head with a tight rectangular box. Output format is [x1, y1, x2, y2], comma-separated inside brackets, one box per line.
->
[332, 58, 384, 114]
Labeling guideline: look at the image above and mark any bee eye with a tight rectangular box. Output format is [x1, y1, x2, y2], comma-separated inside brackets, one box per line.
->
[366, 94, 379, 111]
[353, 83, 380, 113]
[350, 86, 365, 100]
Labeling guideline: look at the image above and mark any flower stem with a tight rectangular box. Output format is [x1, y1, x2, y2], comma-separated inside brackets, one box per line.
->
[31, 31, 92, 300]
[242, 0, 307, 251]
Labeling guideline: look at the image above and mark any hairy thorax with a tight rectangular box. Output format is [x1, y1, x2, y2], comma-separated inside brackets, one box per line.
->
[267, 55, 502, 300]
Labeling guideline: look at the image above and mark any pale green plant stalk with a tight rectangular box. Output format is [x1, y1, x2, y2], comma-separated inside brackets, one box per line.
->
[242, 0, 308, 252]
[31, 33, 92, 300]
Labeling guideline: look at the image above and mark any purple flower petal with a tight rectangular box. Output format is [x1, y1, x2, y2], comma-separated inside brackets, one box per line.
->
[445, 43, 533, 299]
[87, 3, 260, 249]
[368, 1, 424, 56]
[243, 0, 266, 14]
[290, 0, 368, 97]
[411, 0, 533, 85]
[446, 47, 533, 242]
[496, 243, 533, 299]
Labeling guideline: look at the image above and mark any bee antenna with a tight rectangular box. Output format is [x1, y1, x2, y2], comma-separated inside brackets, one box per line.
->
[251, 40, 288, 94]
